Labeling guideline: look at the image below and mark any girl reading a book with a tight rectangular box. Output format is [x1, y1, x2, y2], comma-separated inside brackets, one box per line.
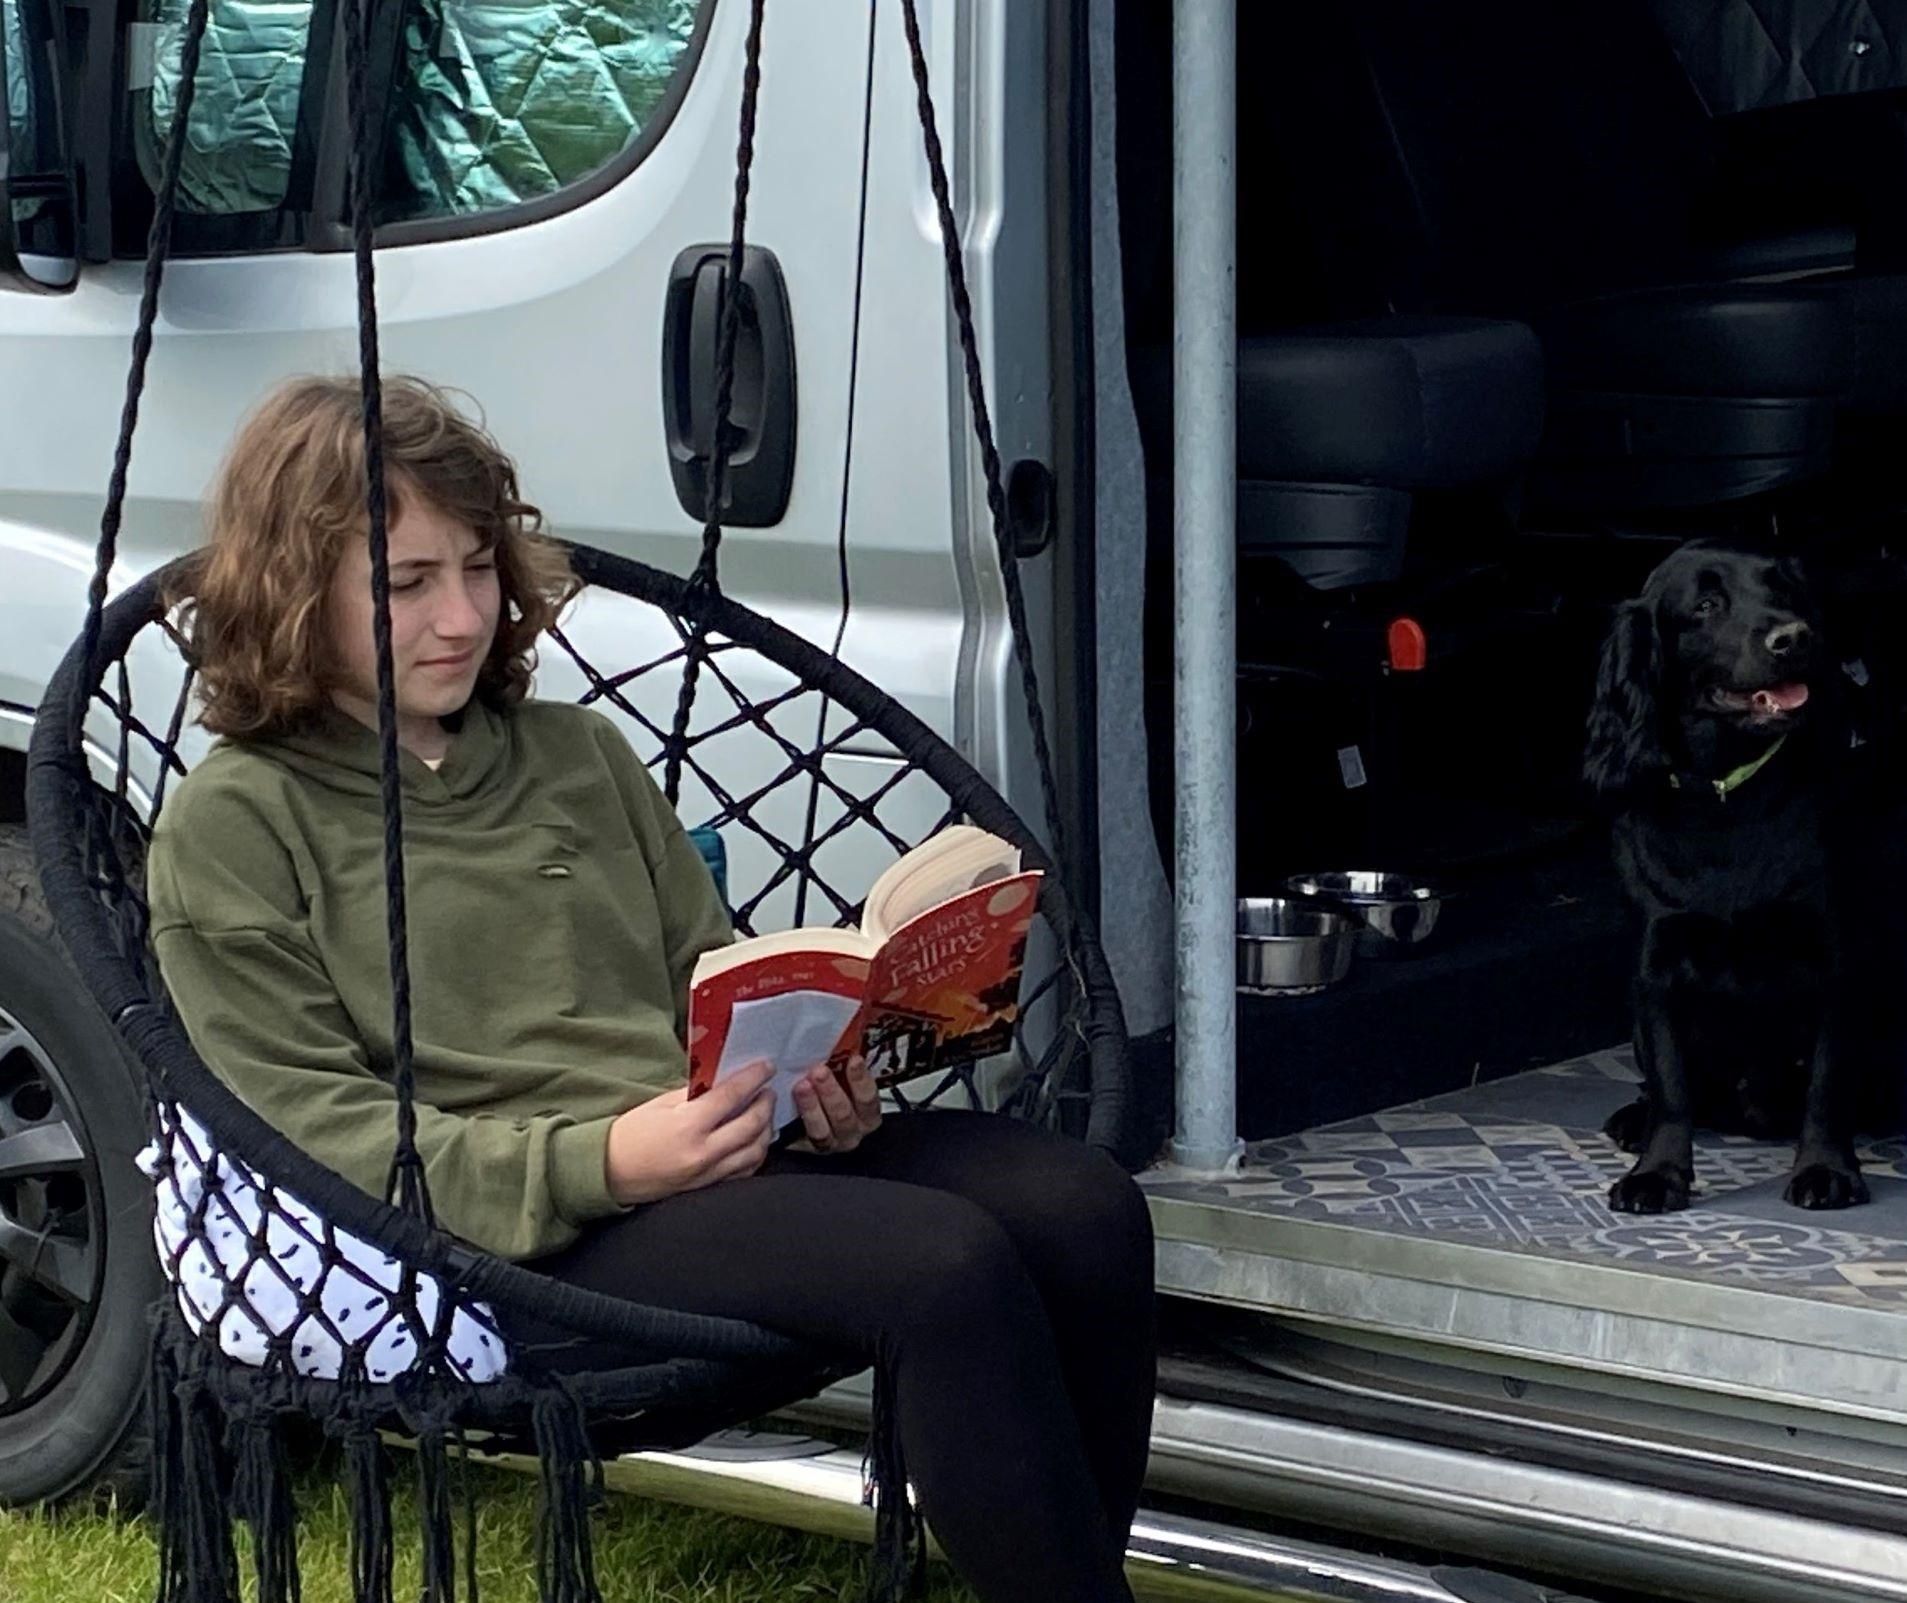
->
[146, 376, 1155, 1603]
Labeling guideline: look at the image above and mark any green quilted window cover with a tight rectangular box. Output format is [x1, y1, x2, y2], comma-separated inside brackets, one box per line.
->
[3, 0, 34, 170]
[144, 0, 313, 214]
[141, 0, 699, 220]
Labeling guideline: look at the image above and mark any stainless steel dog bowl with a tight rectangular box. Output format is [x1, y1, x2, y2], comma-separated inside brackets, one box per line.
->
[1285, 870, 1442, 958]
[1237, 899, 1358, 995]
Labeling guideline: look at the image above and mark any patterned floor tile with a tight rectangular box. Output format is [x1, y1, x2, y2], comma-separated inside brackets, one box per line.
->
[1146, 1049, 1907, 1313]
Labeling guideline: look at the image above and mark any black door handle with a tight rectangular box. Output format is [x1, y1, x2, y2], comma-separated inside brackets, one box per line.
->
[662, 243, 797, 526]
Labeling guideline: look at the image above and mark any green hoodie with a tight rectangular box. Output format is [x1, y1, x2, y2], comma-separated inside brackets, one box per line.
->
[145, 698, 733, 1261]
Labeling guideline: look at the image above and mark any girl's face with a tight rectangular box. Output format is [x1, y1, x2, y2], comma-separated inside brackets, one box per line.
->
[326, 491, 501, 756]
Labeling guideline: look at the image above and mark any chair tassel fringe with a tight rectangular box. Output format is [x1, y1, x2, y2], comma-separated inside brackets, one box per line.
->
[230, 1407, 301, 1603]
[411, 1417, 458, 1603]
[529, 1378, 604, 1603]
[862, 1349, 924, 1602]
[149, 1330, 241, 1603]
[338, 1420, 395, 1603]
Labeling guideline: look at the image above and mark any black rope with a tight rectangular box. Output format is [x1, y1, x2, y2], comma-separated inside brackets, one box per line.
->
[663, 0, 768, 806]
[793, 0, 880, 929]
[76, 0, 212, 724]
[232, 1411, 301, 1603]
[862, 1349, 924, 1603]
[149, 1330, 240, 1603]
[897, 0, 1068, 863]
[664, 0, 1072, 880]
[456, 1424, 481, 1603]
[341, 1420, 397, 1603]
[412, 1416, 459, 1601]
[341, 0, 431, 1227]
[530, 1379, 605, 1603]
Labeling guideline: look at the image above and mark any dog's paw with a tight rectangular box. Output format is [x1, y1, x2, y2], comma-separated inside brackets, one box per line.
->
[1608, 1167, 1691, 1214]
[1602, 1097, 1653, 1155]
[1785, 1162, 1871, 1211]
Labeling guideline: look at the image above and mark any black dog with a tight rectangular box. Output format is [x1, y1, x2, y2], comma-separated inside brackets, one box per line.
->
[1584, 540, 1871, 1215]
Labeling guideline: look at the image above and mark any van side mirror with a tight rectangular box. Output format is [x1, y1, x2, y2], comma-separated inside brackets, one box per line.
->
[0, 0, 77, 291]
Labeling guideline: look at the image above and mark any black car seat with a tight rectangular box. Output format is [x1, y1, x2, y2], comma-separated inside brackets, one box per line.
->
[1643, 0, 1907, 420]
[1130, 317, 1544, 590]
[1117, 1, 1546, 591]
[1254, 0, 1856, 517]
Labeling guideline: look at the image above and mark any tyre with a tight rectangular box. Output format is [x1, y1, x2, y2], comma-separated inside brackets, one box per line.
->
[0, 822, 158, 1508]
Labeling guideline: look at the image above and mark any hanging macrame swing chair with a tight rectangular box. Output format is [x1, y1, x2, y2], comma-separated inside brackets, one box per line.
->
[23, 0, 1135, 1598]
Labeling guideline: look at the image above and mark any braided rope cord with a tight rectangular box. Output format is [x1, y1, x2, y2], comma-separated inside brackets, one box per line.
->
[74, 0, 211, 710]
[661, 0, 1070, 874]
[896, 0, 1069, 862]
[662, 0, 767, 806]
[339, 0, 434, 1227]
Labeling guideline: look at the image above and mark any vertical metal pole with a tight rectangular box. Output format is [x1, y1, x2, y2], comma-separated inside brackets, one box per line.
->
[1170, 0, 1241, 1173]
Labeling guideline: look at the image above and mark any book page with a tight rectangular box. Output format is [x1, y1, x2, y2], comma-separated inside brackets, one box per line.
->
[711, 989, 865, 1132]
[864, 826, 1024, 942]
[691, 926, 877, 986]
[688, 947, 872, 1100]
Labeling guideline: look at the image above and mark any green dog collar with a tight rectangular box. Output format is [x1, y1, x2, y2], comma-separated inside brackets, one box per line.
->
[1669, 733, 1789, 801]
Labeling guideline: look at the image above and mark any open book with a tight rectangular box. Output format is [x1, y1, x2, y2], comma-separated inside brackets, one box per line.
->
[686, 826, 1043, 1130]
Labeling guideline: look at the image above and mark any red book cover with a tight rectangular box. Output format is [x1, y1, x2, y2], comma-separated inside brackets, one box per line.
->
[686, 851, 1042, 1122]
[686, 946, 873, 1093]
[861, 872, 1041, 1078]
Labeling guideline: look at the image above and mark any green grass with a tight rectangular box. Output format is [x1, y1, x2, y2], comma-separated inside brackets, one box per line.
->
[0, 1463, 981, 1603]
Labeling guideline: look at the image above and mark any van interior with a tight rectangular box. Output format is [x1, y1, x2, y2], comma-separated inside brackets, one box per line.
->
[1116, 0, 1907, 1450]
[1119, 0, 1907, 1133]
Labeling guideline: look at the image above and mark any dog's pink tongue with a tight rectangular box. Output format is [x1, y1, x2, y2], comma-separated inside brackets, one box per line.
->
[1753, 683, 1810, 714]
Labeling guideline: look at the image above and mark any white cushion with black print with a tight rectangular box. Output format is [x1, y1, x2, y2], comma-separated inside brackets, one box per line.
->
[136, 1102, 508, 1384]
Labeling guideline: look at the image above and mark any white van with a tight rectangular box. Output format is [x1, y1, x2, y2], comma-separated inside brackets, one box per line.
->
[5, 3, 1907, 1599]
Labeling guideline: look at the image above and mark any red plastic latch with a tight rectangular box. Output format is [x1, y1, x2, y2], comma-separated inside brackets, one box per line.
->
[1387, 617, 1428, 673]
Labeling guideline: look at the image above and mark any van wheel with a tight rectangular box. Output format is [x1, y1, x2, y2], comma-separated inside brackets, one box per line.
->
[0, 824, 157, 1509]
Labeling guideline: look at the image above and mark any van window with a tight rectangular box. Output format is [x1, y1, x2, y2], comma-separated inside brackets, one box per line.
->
[142, 0, 316, 216]
[138, 0, 700, 229]
[3, 0, 76, 283]
[5, 0, 38, 163]
[384, 0, 700, 223]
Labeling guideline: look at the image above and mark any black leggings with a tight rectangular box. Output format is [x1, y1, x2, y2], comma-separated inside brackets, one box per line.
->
[504, 1111, 1156, 1603]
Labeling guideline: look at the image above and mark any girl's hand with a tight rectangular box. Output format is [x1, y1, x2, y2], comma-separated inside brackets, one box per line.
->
[791, 1055, 882, 1155]
[603, 1058, 776, 1205]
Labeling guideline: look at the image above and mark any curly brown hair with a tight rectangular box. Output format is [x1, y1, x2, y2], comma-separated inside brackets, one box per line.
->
[168, 374, 580, 740]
